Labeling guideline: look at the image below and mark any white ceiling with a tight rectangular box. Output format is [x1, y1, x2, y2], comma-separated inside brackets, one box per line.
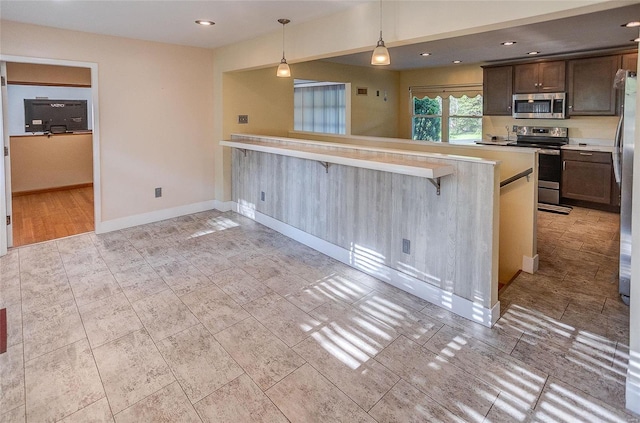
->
[1, 1, 639, 70]
[326, 3, 640, 70]
[0, 0, 369, 50]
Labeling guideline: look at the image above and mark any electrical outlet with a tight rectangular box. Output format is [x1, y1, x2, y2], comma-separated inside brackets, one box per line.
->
[260, 191, 265, 201]
[238, 115, 249, 124]
[512, 125, 518, 132]
[155, 187, 162, 198]
[402, 238, 411, 254]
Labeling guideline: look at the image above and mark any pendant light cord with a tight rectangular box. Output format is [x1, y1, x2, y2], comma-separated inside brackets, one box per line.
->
[282, 22, 286, 61]
[379, 0, 383, 41]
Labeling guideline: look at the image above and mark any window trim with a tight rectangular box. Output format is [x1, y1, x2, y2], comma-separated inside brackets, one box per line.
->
[293, 80, 351, 135]
[410, 84, 482, 143]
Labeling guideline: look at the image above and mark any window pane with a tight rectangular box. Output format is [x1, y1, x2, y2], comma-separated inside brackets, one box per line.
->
[413, 117, 441, 141]
[294, 82, 346, 134]
[449, 117, 482, 143]
[449, 95, 482, 117]
[413, 96, 442, 115]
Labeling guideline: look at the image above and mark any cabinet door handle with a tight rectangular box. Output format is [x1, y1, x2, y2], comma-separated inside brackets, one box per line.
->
[563, 161, 566, 171]
[579, 152, 593, 156]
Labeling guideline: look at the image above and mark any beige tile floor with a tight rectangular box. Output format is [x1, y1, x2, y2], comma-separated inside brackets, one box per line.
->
[1, 208, 639, 422]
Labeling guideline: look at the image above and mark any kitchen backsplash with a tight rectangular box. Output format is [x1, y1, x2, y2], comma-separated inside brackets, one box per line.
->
[483, 115, 619, 146]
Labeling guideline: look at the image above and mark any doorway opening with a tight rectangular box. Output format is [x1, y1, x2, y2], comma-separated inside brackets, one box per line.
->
[1, 56, 101, 252]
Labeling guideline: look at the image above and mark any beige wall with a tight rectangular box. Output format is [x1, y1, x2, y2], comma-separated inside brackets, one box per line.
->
[485, 115, 619, 143]
[10, 133, 93, 192]
[293, 61, 400, 137]
[222, 57, 620, 168]
[223, 61, 400, 140]
[0, 2, 618, 218]
[223, 67, 293, 139]
[7, 62, 91, 86]
[1, 20, 216, 222]
[212, 1, 611, 200]
[398, 64, 484, 139]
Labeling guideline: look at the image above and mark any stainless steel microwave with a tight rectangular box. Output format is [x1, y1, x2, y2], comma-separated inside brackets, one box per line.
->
[512, 92, 566, 119]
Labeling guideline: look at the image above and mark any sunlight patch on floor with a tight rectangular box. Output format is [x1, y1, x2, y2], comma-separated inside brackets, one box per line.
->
[350, 243, 386, 276]
[537, 382, 629, 423]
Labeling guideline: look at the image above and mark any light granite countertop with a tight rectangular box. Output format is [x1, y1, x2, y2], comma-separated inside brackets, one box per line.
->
[222, 137, 461, 180]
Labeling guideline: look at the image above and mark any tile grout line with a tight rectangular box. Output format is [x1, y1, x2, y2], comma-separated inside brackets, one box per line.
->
[56, 237, 117, 422]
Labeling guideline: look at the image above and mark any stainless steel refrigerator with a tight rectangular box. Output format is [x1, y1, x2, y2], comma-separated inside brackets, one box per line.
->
[614, 70, 636, 306]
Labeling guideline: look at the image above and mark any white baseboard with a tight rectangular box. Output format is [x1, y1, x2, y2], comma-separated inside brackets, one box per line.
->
[232, 201, 499, 327]
[522, 254, 539, 274]
[95, 200, 217, 233]
[212, 200, 235, 212]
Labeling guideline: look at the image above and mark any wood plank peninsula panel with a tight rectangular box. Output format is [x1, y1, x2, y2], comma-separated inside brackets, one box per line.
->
[223, 135, 502, 326]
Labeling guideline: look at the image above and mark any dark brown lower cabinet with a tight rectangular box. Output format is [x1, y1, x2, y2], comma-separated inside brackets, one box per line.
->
[561, 150, 615, 205]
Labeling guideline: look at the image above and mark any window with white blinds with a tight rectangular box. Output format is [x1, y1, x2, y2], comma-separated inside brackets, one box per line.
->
[294, 80, 346, 134]
[410, 84, 483, 143]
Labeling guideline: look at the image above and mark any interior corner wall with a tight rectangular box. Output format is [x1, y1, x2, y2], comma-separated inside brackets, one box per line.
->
[211, 0, 616, 201]
[222, 67, 294, 139]
[222, 61, 401, 141]
[0, 20, 216, 223]
[292, 61, 400, 138]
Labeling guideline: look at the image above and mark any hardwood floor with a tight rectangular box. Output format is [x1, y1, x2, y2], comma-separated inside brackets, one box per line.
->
[11, 186, 94, 247]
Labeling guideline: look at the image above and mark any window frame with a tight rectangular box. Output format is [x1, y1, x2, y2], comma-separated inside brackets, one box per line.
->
[293, 80, 350, 135]
[410, 84, 483, 143]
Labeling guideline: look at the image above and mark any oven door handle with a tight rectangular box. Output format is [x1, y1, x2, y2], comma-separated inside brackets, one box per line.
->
[538, 149, 560, 155]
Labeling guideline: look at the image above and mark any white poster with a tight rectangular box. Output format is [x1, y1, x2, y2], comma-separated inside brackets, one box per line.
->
[7, 85, 92, 135]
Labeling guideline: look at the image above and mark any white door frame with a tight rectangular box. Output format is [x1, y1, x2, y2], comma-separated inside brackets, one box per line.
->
[0, 55, 101, 256]
[0, 62, 9, 256]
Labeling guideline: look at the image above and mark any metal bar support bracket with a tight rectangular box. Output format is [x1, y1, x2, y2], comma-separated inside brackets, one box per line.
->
[318, 161, 330, 173]
[500, 167, 533, 188]
[429, 177, 441, 195]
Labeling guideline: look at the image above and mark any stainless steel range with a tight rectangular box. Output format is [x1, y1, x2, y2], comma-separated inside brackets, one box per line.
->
[513, 126, 568, 205]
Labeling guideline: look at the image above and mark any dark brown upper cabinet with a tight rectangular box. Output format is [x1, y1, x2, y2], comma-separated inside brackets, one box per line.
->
[622, 53, 638, 72]
[567, 55, 620, 116]
[483, 66, 513, 115]
[513, 61, 566, 94]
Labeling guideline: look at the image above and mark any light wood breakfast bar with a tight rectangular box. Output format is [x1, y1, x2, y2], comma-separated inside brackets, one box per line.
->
[221, 134, 524, 327]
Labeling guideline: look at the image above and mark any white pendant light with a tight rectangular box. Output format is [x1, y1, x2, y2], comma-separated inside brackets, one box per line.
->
[277, 18, 291, 78]
[371, 0, 390, 65]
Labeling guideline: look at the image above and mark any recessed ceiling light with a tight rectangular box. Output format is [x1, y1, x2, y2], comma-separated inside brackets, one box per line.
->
[419, 52, 431, 57]
[501, 41, 517, 46]
[527, 51, 540, 55]
[195, 20, 215, 26]
[622, 21, 640, 27]
[452, 60, 462, 64]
